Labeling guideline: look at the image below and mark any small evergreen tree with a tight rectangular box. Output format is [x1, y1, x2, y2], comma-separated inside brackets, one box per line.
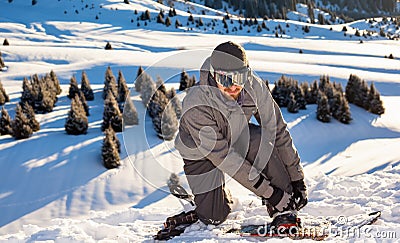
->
[354, 80, 369, 109]
[81, 71, 94, 101]
[135, 66, 144, 92]
[287, 92, 299, 113]
[49, 70, 62, 95]
[368, 82, 385, 115]
[156, 76, 167, 95]
[165, 16, 171, 27]
[102, 126, 120, 169]
[21, 77, 34, 107]
[105, 42, 112, 50]
[79, 91, 90, 116]
[335, 94, 352, 124]
[123, 95, 139, 125]
[179, 70, 190, 91]
[105, 125, 121, 153]
[316, 92, 331, 122]
[12, 104, 33, 139]
[168, 89, 182, 119]
[157, 12, 165, 24]
[68, 75, 80, 99]
[148, 90, 168, 119]
[0, 80, 9, 105]
[159, 103, 178, 140]
[175, 19, 182, 28]
[3, 39, 10, 46]
[117, 70, 129, 104]
[0, 107, 13, 136]
[103, 66, 118, 99]
[345, 74, 360, 103]
[102, 90, 123, 132]
[140, 73, 156, 107]
[21, 102, 40, 132]
[65, 95, 88, 135]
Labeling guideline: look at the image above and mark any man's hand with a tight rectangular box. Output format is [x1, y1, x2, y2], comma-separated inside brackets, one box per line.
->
[292, 179, 308, 210]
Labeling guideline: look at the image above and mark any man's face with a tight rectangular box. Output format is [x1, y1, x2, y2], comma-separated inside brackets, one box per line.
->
[216, 82, 243, 100]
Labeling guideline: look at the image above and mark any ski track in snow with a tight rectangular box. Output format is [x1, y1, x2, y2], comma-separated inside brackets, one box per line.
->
[0, 0, 399, 242]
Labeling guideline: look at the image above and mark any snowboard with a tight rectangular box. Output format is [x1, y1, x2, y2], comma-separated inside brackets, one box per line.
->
[155, 177, 382, 241]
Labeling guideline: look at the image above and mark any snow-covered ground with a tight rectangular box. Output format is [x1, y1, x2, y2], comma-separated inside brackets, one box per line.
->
[0, 0, 399, 241]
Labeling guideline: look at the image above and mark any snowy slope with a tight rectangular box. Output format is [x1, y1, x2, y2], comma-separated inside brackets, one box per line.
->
[0, 0, 399, 241]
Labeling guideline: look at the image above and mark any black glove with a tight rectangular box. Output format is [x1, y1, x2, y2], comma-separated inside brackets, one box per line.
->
[292, 179, 308, 210]
[264, 186, 295, 217]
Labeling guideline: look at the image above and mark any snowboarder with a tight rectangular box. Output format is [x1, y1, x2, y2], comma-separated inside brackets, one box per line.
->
[172, 41, 308, 233]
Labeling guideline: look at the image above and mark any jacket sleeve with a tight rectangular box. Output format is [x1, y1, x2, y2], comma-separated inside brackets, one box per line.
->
[180, 105, 276, 199]
[254, 81, 304, 182]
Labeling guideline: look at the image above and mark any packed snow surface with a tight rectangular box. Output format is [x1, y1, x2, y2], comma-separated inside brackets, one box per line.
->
[0, 0, 399, 241]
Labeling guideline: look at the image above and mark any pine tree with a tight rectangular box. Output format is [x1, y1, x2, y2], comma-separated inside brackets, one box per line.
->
[103, 66, 118, 99]
[0, 107, 13, 136]
[368, 82, 385, 115]
[293, 84, 306, 109]
[346, 74, 361, 103]
[49, 70, 62, 95]
[159, 102, 178, 140]
[68, 75, 80, 99]
[65, 95, 88, 135]
[157, 12, 165, 24]
[12, 104, 33, 139]
[123, 95, 139, 125]
[354, 80, 369, 109]
[21, 77, 34, 107]
[330, 90, 342, 119]
[135, 66, 144, 92]
[287, 92, 299, 113]
[140, 73, 156, 107]
[21, 102, 40, 132]
[317, 91, 331, 122]
[179, 70, 190, 91]
[165, 16, 171, 27]
[3, 39, 10, 46]
[117, 70, 129, 104]
[148, 90, 168, 119]
[156, 76, 167, 95]
[104, 125, 121, 153]
[102, 90, 123, 132]
[105, 42, 112, 50]
[81, 71, 94, 101]
[335, 94, 352, 124]
[102, 126, 120, 169]
[175, 19, 182, 28]
[37, 74, 56, 113]
[168, 89, 182, 119]
[79, 91, 90, 116]
[0, 80, 9, 105]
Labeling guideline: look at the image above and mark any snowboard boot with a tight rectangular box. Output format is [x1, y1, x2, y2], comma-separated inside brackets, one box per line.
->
[155, 210, 199, 240]
[270, 212, 301, 235]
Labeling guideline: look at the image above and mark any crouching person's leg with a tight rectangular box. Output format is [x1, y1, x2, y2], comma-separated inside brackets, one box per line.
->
[246, 124, 293, 195]
[184, 158, 233, 225]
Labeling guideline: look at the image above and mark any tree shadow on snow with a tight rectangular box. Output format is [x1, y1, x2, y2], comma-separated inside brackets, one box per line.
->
[283, 104, 400, 174]
[0, 126, 106, 229]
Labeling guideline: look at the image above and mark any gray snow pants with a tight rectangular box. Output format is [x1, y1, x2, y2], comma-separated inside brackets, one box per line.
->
[183, 123, 293, 225]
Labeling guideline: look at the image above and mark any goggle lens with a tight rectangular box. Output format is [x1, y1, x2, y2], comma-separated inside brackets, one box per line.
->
[211, 66, 251, 88]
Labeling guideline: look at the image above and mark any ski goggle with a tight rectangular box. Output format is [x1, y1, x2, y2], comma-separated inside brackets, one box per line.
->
[210, 65, 251, 88]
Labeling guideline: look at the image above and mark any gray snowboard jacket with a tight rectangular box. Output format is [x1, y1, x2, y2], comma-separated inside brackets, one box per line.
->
[175, 62, 304, 199]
